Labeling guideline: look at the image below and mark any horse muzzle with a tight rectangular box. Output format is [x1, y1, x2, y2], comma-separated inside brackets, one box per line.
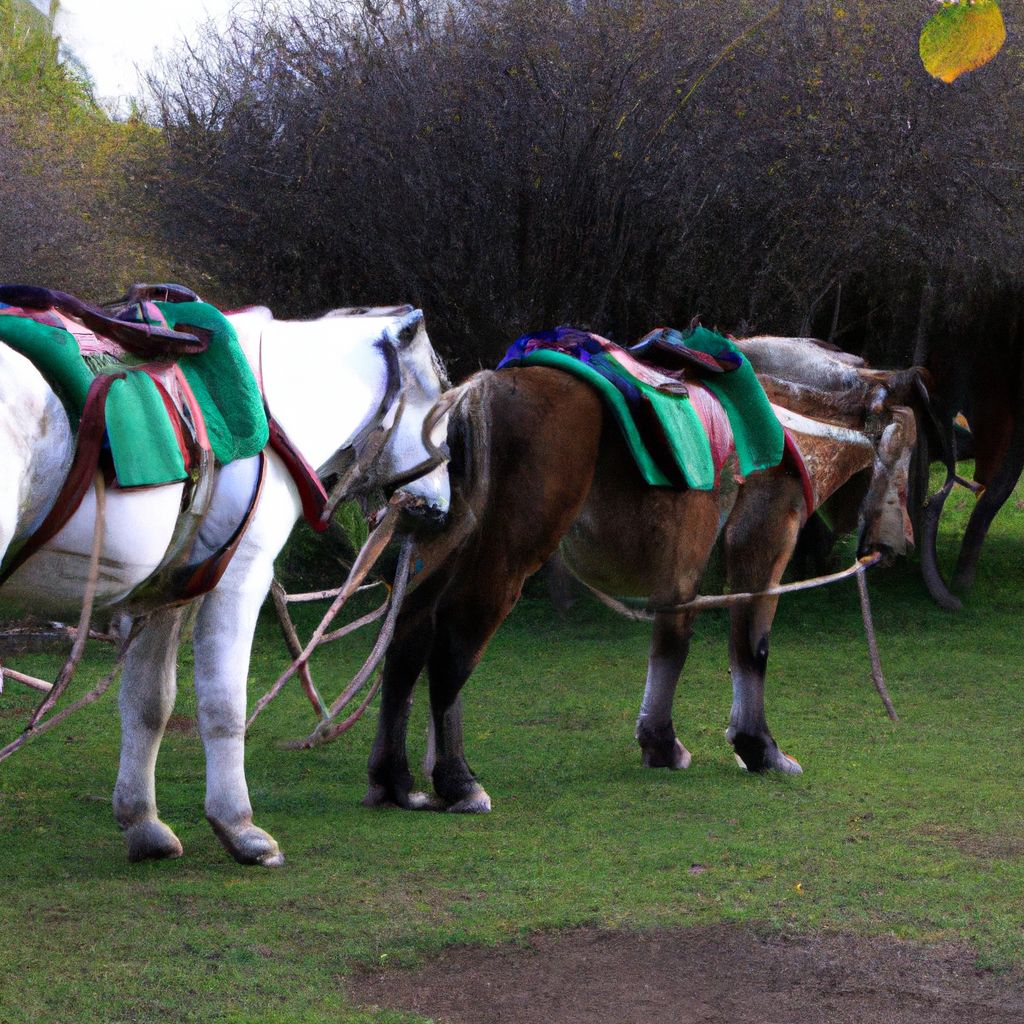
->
[396, 494, 449, 534]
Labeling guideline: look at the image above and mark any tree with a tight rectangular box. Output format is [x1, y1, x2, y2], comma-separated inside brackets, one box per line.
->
[0, 0, 210, 295]
[148, 0, 1024, 375]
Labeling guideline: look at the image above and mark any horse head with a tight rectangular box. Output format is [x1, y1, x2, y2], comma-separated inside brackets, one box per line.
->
[855, 398, 917, 564]
[371, 309, 452, 526]
[230, 304, 452, 527]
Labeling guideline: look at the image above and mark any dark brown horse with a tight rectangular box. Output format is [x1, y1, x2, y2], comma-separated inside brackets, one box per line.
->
[364, 337, 921, 813]
[917, 333, 1024, 610]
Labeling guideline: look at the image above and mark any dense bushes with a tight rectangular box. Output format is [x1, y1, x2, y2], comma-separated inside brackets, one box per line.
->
[149, 0, 1024, 373]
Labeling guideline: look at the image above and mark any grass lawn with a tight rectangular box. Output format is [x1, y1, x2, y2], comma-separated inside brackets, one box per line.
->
[1, 474, 1022, 1023]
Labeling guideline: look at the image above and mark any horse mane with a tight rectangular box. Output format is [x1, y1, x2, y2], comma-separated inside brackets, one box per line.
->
[429, 348, 452, 392]
[323, 305, 415, 318]
[757, 374, 868, 428]
[734, 335, 913, 429]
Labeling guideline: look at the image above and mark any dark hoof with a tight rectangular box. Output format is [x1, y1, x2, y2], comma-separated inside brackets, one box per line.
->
[124, 819, 184, 863]
[637, 721, 691, 770]
[641, 737, 692, 770]
[363, 784, 442, 811]
[730, 731, 802, 774]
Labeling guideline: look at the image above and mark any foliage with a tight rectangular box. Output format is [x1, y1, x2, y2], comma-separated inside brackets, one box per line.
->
[148, 0, 1024, 374]
[0, 0, 215, 297]
[920, 0, 1006, 83]
[0, 470, 1022, 1022]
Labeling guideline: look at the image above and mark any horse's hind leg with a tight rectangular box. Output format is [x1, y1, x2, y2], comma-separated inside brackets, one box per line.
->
[365, 581, 504, 815]
[724, 479, 804, 774]
[636, 611, 697, 769]
[425, 553, 554, 811]
[114, 607, 187, 862]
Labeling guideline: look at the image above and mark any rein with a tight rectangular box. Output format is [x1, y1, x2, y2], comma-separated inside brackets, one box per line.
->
[583, 551, 899, 722]
[246, 490, 421, 744]
[263, 328, 451, 528]
[0, 473, 150, 764]
[582, 552, 882, 619]
[243, 376, 459, 744]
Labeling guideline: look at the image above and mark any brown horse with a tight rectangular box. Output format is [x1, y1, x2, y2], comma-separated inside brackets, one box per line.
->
[363, 337, 921, 813]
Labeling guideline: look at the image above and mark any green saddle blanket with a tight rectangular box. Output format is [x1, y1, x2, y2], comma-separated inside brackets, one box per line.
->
[0, 300, 269, 487]
[638, 325, 784, 477]
[498, 326, 784, 490]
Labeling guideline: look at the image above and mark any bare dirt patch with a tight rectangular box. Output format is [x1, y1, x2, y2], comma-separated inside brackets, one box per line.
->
[351, 924, 1024, 1024]
[919, 823, 1024, 861]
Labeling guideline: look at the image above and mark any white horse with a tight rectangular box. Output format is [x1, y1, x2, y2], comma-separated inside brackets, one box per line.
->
[0, 304, 451, 866]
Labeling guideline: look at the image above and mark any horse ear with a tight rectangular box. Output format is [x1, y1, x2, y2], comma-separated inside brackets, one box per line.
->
[391, 309, 425, 348]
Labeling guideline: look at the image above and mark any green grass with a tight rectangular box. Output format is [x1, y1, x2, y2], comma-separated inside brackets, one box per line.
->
[1, 473, 1022, 1022]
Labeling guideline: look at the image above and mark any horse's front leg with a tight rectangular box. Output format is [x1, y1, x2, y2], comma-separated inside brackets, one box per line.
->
[114, 606, 188, 861]
[636, 611, 697, 770]
[364, 600, 437, 810]
[724, 479, 803, 774]
[192, 580, 284, 866]
[422, 576, 532, 814]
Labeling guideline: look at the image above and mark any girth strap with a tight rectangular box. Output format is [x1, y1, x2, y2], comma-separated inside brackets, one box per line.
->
[127, 451, 268, 610]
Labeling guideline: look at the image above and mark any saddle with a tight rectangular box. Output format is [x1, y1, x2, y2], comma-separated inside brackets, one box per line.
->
[0, 284, 271, 605]
[0, 284, 209, 359]
[498, 326, 785, 489]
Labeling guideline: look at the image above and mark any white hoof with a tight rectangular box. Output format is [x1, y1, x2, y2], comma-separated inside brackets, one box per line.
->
[209, 819, 284, 867]
[447, 786, 492, 814]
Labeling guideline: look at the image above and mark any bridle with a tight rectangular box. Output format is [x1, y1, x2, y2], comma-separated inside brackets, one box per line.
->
[299, 330, 452, 525]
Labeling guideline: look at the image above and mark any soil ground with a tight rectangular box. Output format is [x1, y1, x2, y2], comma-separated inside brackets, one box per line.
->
[351, 924, 1024, 1023]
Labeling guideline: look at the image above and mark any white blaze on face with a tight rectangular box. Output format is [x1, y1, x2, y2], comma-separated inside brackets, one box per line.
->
[384, 314, 451, 512]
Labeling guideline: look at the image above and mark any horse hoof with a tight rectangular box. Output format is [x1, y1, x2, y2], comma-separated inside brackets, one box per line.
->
[642, 738, 691, 770]
[407, 791, 446, 811]
[210, 820, 283, 867]
[363, 786, 444, 811]
[124, 819, 184, 863]
[362, 784, 394, 808]
[733, 742, 802, 775]
[446, 786, 492, 814]
[770, 748, 803, 775]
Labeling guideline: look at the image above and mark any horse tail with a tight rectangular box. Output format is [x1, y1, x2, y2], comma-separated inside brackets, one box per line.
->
[426, 371, 497, 548]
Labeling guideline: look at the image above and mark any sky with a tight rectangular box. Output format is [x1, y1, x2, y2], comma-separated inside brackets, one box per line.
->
[50, 0, 239, 105]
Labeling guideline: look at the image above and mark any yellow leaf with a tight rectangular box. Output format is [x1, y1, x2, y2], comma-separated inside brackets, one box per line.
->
[920, 0, 1006, 84]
